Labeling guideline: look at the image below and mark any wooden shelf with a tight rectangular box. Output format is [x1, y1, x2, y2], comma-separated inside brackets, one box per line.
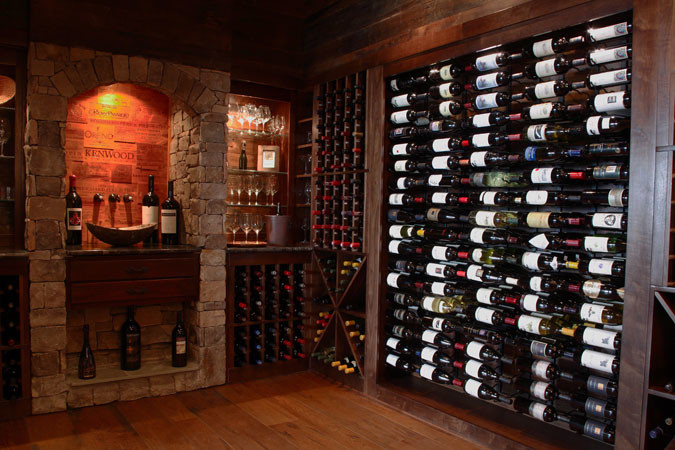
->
[297, 117, 313, 124]
[647, 387, 675, 401]
[296, 143, 313, 149]
[296, 173, 312, 178]
[228, 168, 288, 176]
[67, 360, 199, 387]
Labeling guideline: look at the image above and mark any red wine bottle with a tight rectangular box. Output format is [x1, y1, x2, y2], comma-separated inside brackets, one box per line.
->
[65, 174, 83, 245]
[142, 175, 160, 244]
[120, 306, 141, 370]
[172, 311, 187, 367]
[78, 324, 96, 379]
[161, 180, 180, 245]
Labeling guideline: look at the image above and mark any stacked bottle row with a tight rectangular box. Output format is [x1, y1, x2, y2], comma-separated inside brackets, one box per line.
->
[312, 72, 366, 251]
[0, 277, 19, 348]
[383, 13, 630, 444]
[1, 350, 21, 400]
[232, 264, 307, 367]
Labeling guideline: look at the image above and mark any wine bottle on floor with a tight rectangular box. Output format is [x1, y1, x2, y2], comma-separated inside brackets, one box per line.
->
[121, 306, 141, 370]
[172, 311, 187, 367]
[78, 324, 96, 379]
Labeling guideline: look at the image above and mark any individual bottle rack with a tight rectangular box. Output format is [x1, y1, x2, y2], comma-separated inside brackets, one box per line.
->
[226, 254, 311, 382]
[382, 11, 631, 446]
[312, 71, 367, 252]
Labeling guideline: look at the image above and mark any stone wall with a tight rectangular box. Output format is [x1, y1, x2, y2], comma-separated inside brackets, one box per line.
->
[25, 42, 229, 414]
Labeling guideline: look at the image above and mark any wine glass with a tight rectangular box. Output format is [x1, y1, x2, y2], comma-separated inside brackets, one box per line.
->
[227, 102, 238, 125]
[259, 106, 272, 134]
[224, 214, 235, 243]
[229, 175, 241, 205]
[300, 218, 310, 243]
[304, 155, 312, 174]
[251, 214, 263, 244]
[266, 176, 279, 204]
[252, 175, 264, 205]
[0, 115, 11, 157]
[277, 115, 286, 136]
[234, 104, 245, 130]
[304, 182, 312, 204]
[245, 175, 254, 205]
[243, 104, 256, 134]
[231, 212, 242, 244]
[239, 213, 252, 244]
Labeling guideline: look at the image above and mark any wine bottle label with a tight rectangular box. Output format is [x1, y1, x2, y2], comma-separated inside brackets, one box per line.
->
[466, 264, 482, 281]
[583, 420, 608, 440]
[527, 124, 549, 142]
[529, 402, 548, 421]
[175, 336, 186, 354]
[391, 110, 411, 124]
[161, 210, 177, 234]
[440, 65, 456, 80]
[593, 164, 623, 180]
[389, 225, 404, 238]
[420, 347, 438, 363]
[580, 303, 608, 323]
[429, 120, 444, 132]
[580, 350, 615, 374]
[431, 282, 447, 296]
[388, 240, 402, 254]
[392, 143, 409, 155]
[608, 188, 626, 207]
[589, 68, 629, 87]
[125, 331, 141, 364]
[393, 309, 408, 320]
[534, 81, 557, 99]
[390, 79, 401, 91]
[474, 307, 495, 325]
[471, 248, 484, 263]
[422, 329, 440, 344]
[530, 381, 550, 400]
[142, 205, 159, 225]
[425, 263, 447, 278]
[432, 138, 451, 152]
[532, 360, 552, 379]
[587, 375, 609, 397]
[475, 73, 500, 89]
[519, 315, 543, 334]
[386, 354, 400, 366]
[475, 93, 499, 110]
[420, 363, 437, 380]
[534, 60, 557, 79]
[439, 82, 455, 98]
[386, 337, 401, 350]
[474, 211, 497, 227]
[529, 103, 554, 120]
[582, 327, 618, 350]
[593, 91, 627, 113]
[525, 190, 549, 205]
[475, 54, 499, 71]
[586, 116, 607, 135]
[471, 113, 493, 128]
[431, 317, 446, 331]
[588, 22, 630, 42]
[396, 177, 409, 189]
[521, 253, 544, 271]
[591, 213, 624, 230]
[476, 288, 495, 305]
[465, 341, 485, 360]
[532, 39, 555, 58]
[429, 156, 449, 170]
[431, 246, 449, 261]
[584, 236, 610, 252]
[464, 378, 483, 397]
[426, 208, 441, 221]
[469, 151, 487, 167]
[530, 167, 554, 184]
[471, 134, 492, 148]
[392, 325, 406, 337]
[469, 227, 486, 244]
[394, 161, 409, 172]
[66, 208, 83, 231]
[588, 259, 615, 276]
[590, 46, 629, 65]
[528, 233, 550, 249]
[439, 102, 454, 117]
[585, 397, 608, 419]
[529, 276, 543, 291]
[530, 340, 550, 359]
[416, 116, 430, 126]
[526, 212, 552, 228]
[389, 193, 405, 205]
[431, 192, 449, 204]
[479, 191, 498, 205]
[427, 176, 444, 188]
[521, 294, 542, 312]
[387, 273, 402, 287]
[464, 359, 483, 378]
[582, 280, 603, 298]
[391, 94, 411, 108]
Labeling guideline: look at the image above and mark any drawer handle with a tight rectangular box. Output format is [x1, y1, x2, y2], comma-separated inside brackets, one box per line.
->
[126, 287, 148, 296]
[126, 266, 149, 275]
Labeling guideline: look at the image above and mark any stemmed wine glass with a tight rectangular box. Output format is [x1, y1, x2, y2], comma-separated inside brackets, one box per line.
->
[235, 104, 246, 130]
[244, 175, 254, 205]
[224, 214, 235, 243]
[229, 175, 241, 205]
[243, 104, 257, 134]
[266, 176, 279, 205]
[251, 214, 263, 244]
[300, 218, 310, 244]
[0, 114, 11, 157]
[304, 182, 312, 204]
[239, 213, 252, 244]
[252, 175, 264, 205]
[231, 212, 242, 244]
[259, 106, 272, 135]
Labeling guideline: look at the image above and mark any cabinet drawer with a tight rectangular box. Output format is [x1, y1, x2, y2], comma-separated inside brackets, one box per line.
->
[69, 255, 198, 282]
[69, 277, 197, 307]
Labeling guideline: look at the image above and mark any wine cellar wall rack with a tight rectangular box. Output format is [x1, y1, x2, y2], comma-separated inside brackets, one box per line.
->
[380, 11, 631, 448]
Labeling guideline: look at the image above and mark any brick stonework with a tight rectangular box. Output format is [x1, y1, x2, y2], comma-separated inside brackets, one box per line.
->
[25, 42, 229, 413]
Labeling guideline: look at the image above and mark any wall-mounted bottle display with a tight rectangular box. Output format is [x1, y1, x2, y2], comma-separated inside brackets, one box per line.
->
[0, 273, 29, 411]
[382, 12, 630, 445]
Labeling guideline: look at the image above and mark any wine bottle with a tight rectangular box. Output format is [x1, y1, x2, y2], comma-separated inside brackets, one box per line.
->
[648, 415, 674, 440]
[588, 212, 627, 231]
[512, 377, 558, 401]
[428, 63, 463, 82]
[562, 348, 620, 376]
[587, 20, 632, 42]
[565, 257, 625, 278]
[510, 357, 561, 381]
[524, 56, 581, 80]
[468, 111, 512, 128]
[461, 131, 511, 148]
[454, 359, 503, 382]
[523, 79, 576, 100]
[583, 114, 631, 136]
[586, 45, 631, 66]
[466, 71, 522, 90]
[453, 340, 504, 362]
[586, 68, 631, 88]
[390, 109, 430, 126]
[78, 324, 96, 379]
[465, 92, 523, 111]
[172, 311, 187, 367]
[558, 392, 617, 420]
[514, 102, 584, 122]
[588, 91, 631, 114]
[463, 171, 529, 188]
[385, 353, 414, 371]
[507, 314, 565, 337]
[417, 363, 459, 384]
[142, 175, 160, 244]
[238, 140, 248, 169]
[513, 397, 557, 422]
[558, 414, 615, 444]
[466, 51, 522, 72]
[120, 306, 141, 371]
[524, 35, 584, 58]
[65, 174, 83, 246]
[557, 372, 618, 398]
[161, 180, 179, 245]
[417, 346, 455, 366]
[466, 210, 521, 228]
[464, 378, 512, 403]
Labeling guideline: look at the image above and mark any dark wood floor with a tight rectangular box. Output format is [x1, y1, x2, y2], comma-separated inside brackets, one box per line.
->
[0, 372, 481, 449]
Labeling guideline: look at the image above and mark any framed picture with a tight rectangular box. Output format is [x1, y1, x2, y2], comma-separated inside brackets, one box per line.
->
[257, 145, 280, 172]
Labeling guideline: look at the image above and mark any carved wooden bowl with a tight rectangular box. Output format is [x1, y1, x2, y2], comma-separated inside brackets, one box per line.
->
[86, 223, 157, 246]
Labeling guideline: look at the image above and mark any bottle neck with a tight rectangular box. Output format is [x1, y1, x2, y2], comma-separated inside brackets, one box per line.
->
[177, 311, 183, 324]
[167, 181, 174, 198]
[148, 176, 154, 193]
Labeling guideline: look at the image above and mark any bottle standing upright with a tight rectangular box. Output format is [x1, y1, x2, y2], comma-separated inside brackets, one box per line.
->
[142, 175, 160, 244]
[65, 174, 82, 245]
[78, 324, 96, 379]
[172, 311, 188, 367]
[121, 307, 141, 371]
[161, 180, 180, 245]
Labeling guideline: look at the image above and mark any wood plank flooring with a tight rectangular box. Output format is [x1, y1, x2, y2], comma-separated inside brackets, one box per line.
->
[0, 372, 483, 450]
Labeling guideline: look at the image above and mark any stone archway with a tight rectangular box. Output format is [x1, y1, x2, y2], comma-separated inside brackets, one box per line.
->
[24, 42, 229, 414]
